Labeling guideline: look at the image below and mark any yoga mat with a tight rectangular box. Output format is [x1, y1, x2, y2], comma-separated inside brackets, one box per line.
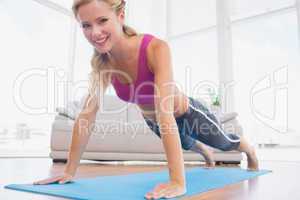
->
[5, 167, 270, 200]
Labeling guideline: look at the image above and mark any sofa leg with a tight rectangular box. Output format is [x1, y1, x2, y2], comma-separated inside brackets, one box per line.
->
[216, 161, 241, 165]
[52, 159, 67, 163]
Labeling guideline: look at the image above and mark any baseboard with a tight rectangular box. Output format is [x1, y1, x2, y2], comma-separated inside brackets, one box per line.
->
[50, 151, 243, 162]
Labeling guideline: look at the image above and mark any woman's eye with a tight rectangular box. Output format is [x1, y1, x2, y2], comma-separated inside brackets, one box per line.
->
[82, 24, 91, 29]
[98, 18, 108, 24]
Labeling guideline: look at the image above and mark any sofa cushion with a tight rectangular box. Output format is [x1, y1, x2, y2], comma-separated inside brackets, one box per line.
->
[51, 95, 243, 155]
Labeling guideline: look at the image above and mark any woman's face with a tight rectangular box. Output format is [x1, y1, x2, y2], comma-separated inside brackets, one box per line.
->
[76, 0, 124, 54]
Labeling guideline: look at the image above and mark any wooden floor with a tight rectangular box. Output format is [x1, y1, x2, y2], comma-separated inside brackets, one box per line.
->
[0, 158, 299, 200]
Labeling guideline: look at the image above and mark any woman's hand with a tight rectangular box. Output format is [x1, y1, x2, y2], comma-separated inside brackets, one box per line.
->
[33, 173, 74, 185]
[144, 181, 186, 199]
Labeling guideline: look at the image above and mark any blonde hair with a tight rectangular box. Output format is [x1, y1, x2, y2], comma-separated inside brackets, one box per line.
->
[72, 0, 137, 97]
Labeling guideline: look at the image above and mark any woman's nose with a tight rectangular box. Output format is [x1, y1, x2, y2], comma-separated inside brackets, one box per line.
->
[91, 26, 103, 40]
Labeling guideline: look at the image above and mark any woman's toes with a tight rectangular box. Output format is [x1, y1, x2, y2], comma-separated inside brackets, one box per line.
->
[204, 161, 215, 169]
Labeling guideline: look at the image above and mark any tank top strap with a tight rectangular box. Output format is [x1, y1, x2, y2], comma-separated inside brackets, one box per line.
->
[137, 34, 155, 81]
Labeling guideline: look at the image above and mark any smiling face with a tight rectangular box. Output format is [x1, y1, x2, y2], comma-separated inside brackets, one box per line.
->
[76, 0, 125, 54]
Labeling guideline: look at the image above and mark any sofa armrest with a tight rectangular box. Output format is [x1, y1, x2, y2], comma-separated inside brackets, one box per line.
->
[219, 112, 238, 123]
[55, 114, 75, 121]
[222, 118, 243, 136]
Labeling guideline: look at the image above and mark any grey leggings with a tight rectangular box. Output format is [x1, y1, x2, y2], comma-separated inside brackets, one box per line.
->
[143, 97, 240, 151]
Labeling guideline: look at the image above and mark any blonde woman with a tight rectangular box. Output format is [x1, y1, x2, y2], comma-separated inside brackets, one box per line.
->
[34, 0, 259, 199]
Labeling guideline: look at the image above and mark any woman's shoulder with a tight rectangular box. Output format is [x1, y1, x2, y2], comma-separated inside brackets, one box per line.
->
[144, 34, 171, 73]
[141, 33, 168, 52]
[141, 33, 168, 45]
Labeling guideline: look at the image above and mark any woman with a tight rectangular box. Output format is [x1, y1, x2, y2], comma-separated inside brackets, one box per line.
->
[34, 0, 259, 199]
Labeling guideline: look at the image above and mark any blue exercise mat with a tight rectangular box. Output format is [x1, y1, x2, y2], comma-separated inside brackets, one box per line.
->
[5, 167, 270, 200]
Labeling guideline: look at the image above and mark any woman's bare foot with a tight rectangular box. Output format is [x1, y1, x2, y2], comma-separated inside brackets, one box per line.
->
[190, 141, 215, 168]
[246, 147, 259, 171]
[203, 149, 215, 169]
[237, 136, 259, 171]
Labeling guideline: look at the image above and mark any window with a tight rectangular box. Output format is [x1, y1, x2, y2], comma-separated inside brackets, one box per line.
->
[126, 0, 167, 38]
[231, 8, 300, 146]
[231, 0, 295, 19]
[0, 0, 72, 155]
[169, 0, 216, 37]
[168, 0, 218, 103]
[169, 31, 219, 102]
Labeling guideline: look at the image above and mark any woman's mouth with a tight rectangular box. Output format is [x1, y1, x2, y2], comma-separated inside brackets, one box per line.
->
[94, 35, 109, 47]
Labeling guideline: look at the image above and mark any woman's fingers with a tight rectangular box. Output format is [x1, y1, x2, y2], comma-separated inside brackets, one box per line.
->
[144, 191, 154, 199]
[145, 183, 166, 199]
[33, 176, 61, 185]
[155, 187, 176, 199]
[153, 186, 169, 199]
[164, 187, 184, 199]
[153, 183, 167, 192]
[145, 189, 171, 199]
[145, 182, 185, 199]
[58, 176, 72, 184]
[33, 174, 73, 185]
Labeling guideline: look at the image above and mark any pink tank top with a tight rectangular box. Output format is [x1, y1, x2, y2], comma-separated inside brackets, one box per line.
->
[111, 34, 155, 105]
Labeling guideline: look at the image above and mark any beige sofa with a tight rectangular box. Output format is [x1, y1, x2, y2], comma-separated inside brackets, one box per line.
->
[50, 95, 243, 164]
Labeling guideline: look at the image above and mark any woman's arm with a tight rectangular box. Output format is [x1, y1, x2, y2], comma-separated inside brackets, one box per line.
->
[152, 40, 185, 185]
[34, 91, 103, 185]
[64, 93, 100, 175]
[145, 39, 186, 200]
